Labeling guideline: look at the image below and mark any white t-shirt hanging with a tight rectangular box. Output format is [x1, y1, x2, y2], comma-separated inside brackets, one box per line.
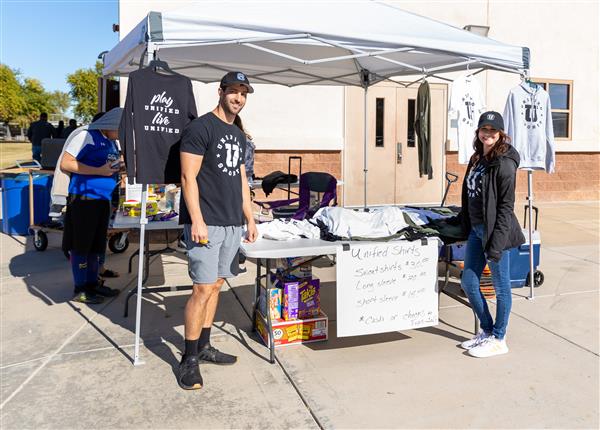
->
[448, 75, 486, 164]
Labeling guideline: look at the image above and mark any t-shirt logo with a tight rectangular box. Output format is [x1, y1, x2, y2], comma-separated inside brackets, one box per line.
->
[462, 94, 476, 126]
[520, 97, 543, 130]
[467, 163, 485, 198]
[143, 91, 181, 134]
[216, 134, 241, 177]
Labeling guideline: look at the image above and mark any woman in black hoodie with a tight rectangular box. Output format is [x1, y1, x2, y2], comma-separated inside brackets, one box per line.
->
[458, 111, 525, 358]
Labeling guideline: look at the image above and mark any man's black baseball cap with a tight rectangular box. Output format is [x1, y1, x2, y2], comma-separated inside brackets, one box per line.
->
[220, 71, 254, 93]
[477, 111, 504, 131]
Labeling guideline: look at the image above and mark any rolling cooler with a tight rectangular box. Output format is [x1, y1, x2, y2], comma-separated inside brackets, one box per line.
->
[510, 206, 543, 288]
[442, 205, 544, 288]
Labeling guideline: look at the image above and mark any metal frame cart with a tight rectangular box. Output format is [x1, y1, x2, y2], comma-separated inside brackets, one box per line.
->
[5, 160, 130, 254]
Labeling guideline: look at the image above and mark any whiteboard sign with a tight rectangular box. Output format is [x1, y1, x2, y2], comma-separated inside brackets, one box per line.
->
[336, 240, 439, 337]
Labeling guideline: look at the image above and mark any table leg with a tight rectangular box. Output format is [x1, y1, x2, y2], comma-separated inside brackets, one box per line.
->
[252, 258, 262, 330]
[265, 258, 275, 364]
[128, 249, 139, 273]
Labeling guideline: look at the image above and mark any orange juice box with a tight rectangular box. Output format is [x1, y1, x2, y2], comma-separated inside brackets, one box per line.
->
[255, 311, 328, 347]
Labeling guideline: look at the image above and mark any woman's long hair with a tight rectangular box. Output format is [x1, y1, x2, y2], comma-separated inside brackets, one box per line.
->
[233, 115, 252, 140]
[469, 129, 511, 165]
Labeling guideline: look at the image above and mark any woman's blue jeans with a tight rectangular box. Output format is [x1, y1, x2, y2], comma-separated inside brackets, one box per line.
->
[461, 224, 512, 339]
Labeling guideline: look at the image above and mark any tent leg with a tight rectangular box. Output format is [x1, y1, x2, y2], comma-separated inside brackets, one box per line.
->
[133, 185, 148, 365]
[133, 42, 156, 366]
[527, 170, 534, 300]
[363, 87, 368, 210]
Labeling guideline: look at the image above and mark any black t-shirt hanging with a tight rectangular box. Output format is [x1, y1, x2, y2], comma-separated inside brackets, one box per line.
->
[119, 67, 197, 184]
[179, 113, 247, 226]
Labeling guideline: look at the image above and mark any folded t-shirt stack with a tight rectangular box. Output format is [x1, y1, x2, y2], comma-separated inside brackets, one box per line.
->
[256, 218, 321, 241]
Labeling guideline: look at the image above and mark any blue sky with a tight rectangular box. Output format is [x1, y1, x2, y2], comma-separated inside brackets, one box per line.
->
[1, 0, 119, 94]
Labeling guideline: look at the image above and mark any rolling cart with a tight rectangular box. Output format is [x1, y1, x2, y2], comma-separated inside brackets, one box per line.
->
[2, 160, 130, 254]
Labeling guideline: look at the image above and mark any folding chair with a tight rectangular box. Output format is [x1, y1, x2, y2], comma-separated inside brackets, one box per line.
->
[254, 172, 337, 220]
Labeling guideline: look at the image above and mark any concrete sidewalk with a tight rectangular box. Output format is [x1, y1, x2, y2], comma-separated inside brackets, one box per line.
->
[1, 201, 598, 429]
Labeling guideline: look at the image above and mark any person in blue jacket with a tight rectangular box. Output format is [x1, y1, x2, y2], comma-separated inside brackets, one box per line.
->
[456, 111, 525, 358]
[60, 108, 123, 304]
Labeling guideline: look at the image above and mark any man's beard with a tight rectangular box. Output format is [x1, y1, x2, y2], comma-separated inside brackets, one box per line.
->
[220, 98, 242, 116]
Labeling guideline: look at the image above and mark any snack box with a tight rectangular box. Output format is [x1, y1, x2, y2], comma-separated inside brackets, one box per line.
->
[122, 198, 158, 217]
[257, 286, 282, 320]
[277, 277, 320, 321]
[275, 256, 312, 280]
[255, 310, 328, 347]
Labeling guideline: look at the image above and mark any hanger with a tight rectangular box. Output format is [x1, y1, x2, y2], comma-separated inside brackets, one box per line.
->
[146, 54, 180, 75]
[520, 71, 537, 90]
[465, 62, 473, 78]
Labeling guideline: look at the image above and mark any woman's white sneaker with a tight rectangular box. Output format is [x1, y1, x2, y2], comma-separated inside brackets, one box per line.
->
[460, 330, 491, 350]
[468, 336, 509, 358]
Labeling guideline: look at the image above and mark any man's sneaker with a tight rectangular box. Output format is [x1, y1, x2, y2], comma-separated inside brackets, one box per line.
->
[72, 290, 104, 304]
[460, 330, 491, 350]
[89, 280, 120, 297]
[177, 355, 203, 390]
[48, 204, 65, 219]
[198, 345, 237, 365]
[468, 336, 509, 358]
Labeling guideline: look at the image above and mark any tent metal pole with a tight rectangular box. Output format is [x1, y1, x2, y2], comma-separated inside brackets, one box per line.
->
[527, 170, 535, 300]
[363, 86, 368, 210]
[133, 184, 148, 365]
[133, 42, 155, 366]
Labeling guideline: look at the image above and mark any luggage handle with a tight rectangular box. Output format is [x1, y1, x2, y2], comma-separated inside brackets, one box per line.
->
[523, 205, 539, 230]
[287, 156, 302, 199]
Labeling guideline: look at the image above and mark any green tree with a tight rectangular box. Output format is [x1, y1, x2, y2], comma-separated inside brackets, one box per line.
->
[0, 64, 26, 122]
[20, 78, 54, 123]
[50, 90, 71, 118]
[67, 61, 102, 123]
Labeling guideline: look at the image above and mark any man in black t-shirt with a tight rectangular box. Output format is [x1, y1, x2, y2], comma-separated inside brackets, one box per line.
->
[177, 72, 258, 390]
[27, 112, 56, 162]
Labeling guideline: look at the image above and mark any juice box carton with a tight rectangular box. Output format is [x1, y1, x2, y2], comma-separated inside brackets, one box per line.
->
[278, 277, 321, 321]
[255, 310, 328, 347]
[257, 286, 282, 320]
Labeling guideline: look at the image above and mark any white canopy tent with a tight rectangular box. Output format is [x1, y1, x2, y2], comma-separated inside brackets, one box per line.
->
[104, 1, 529, 84]
[102, 1, 534, 365]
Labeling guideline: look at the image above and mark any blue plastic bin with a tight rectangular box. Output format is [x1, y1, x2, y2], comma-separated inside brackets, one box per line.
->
[1, 172, 52, 235]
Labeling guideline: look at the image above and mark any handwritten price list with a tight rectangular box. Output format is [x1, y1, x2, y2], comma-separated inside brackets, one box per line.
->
[336, 240, 439, 337]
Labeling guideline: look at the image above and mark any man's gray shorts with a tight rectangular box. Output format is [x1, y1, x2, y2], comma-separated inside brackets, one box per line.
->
[183, 224, 242, 284]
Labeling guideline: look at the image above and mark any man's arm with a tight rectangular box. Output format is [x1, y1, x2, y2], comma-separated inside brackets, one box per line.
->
[60, 152, 118, 176]
[240, 165, 257, 243]
[180, 151, 207, 244]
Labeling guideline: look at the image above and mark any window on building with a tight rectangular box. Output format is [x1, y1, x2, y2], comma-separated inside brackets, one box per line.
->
[532, 79, 573, 140]
[407, 99, 416, 147]
[375, 98, 384, 147]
